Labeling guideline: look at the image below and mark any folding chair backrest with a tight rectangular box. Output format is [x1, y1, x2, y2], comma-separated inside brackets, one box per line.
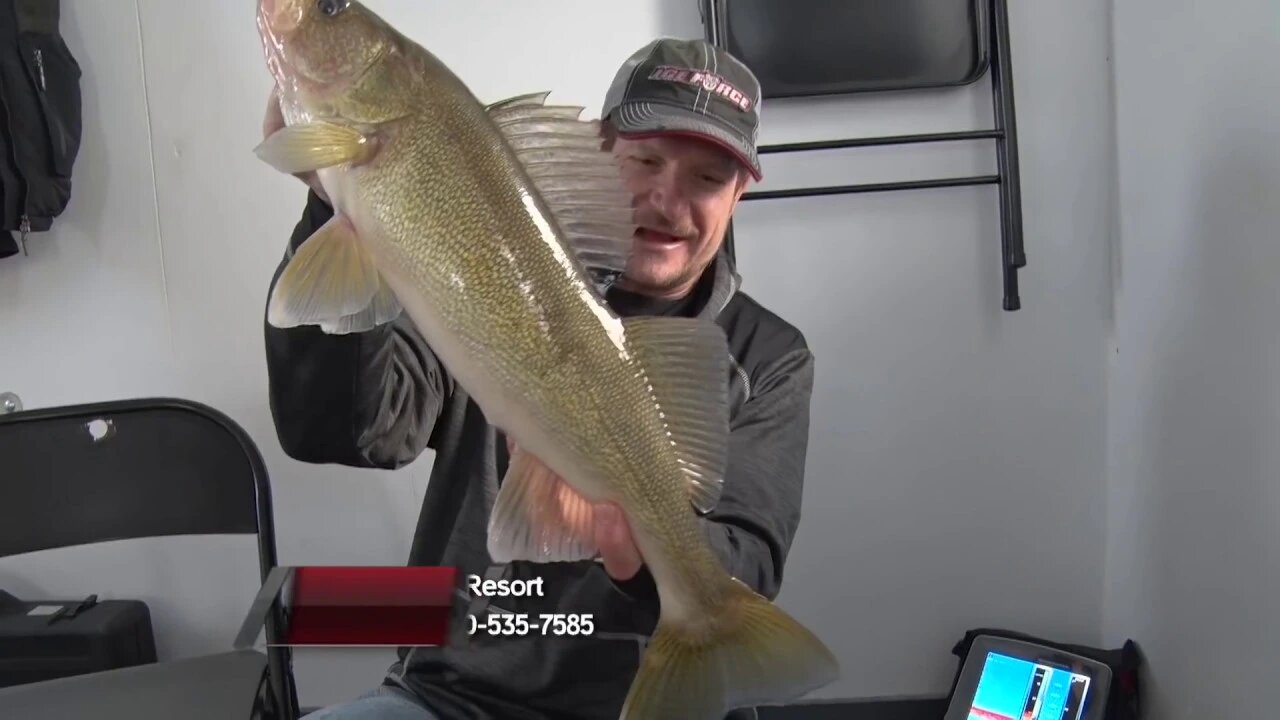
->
[705, 0, 988, 99]
[0, 397, 271, 563]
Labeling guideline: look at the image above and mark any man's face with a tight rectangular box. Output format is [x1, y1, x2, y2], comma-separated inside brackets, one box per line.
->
[611, 134, 750, 299]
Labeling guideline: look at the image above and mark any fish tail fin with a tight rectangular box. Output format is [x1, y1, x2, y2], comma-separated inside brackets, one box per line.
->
[620, 580, 839, 720]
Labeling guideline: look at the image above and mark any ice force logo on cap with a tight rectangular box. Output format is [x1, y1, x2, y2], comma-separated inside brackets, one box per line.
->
[648, 65, 753, 113]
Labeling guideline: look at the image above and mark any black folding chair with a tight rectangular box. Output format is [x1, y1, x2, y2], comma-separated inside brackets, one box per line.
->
[702, 0, 1027, 311]
[0, 396, 299, 719]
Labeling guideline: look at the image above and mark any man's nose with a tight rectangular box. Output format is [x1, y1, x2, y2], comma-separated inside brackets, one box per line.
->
[644, 172, 688, 223]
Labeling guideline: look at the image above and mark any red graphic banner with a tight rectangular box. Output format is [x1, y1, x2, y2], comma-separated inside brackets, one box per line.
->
[282, 566, 458, 646]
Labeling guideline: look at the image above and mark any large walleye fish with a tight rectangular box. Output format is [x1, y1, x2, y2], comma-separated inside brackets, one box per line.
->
[254, 1, 838, 716]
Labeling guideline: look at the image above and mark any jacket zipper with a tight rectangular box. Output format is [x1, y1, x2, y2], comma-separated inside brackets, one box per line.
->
[18, 215, 30, 255]
[2, 46, 46, 256]
[34, 50, 46, 91]
[26, 49, 46, 252]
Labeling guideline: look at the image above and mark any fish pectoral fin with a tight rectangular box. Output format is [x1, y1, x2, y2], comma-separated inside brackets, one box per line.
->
[622, 317, 731, 514]
[487, 447, 600, 564]
[268, 214, 399, 332]
[487, 91, 635, 275]
[254, 121, 375, 174]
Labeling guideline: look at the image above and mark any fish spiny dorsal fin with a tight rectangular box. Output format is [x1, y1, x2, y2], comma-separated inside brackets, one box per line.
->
[484, 90, 552, 113]
[487, 91, 635, 275]
[621, 316, 731, 513]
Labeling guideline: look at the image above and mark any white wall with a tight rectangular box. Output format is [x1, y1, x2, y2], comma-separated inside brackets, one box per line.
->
[0, 0, 1122, 708]
[1103, 1, 1280, 717]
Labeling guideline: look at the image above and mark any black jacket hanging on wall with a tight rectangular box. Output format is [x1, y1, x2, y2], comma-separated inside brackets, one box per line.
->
[0, 0, 81, 259]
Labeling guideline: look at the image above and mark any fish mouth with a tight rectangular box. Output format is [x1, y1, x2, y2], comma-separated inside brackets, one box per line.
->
[257, 1, 299, 91]
[257, 2, 389, 112]
[257, 0, 304, 40]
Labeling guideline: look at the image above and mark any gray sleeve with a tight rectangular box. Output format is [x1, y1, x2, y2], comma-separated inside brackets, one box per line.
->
[611, 346, 816, 606]
[263, 190, 453, 469]
[702, 346, 815, 599]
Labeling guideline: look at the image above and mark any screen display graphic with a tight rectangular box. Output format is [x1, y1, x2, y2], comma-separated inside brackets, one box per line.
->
[967, 651, 1090, 720]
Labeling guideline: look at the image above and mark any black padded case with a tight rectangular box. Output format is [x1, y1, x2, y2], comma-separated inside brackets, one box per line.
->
[0, 591, 157, 687]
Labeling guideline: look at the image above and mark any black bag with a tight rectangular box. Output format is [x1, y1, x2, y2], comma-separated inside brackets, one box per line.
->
[0, 0, 82, 259]
[0, 590, 158, 687]
[947, 627, 1144, 720]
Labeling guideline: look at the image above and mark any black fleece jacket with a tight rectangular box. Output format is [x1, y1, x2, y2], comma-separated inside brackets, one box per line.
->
[264, 190, 817, 720]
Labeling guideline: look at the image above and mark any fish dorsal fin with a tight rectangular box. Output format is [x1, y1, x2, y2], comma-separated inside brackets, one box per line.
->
[622, 316, 731, 513]
[485, 90, 552, 113]
[487, 92, 635, 274]
[267, 214, 402, 334]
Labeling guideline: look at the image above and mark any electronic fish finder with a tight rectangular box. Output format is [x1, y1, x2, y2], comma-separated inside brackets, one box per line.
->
[943, 634, 1112, 720]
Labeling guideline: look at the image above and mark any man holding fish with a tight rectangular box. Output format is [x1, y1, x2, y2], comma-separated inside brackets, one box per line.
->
[257, 2, 836, 718]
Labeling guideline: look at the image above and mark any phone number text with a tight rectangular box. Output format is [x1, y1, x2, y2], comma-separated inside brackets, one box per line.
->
[466, 613, 594, 637]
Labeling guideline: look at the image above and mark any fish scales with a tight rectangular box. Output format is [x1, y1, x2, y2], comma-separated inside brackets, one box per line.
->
[353, 60, 691, 529]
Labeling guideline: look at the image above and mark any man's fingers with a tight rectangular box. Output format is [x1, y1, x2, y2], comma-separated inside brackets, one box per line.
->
[260, 85, 330, 203]
[595, 504, 642, 581]
[594, 504, 619, 540]
[263, 85, 285, 139]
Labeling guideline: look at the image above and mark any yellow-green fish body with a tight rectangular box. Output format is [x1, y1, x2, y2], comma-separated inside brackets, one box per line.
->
[255, 1, 837, 717]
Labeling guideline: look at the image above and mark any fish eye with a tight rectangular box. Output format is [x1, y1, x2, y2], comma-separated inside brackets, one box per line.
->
[316, 0, 349, 17]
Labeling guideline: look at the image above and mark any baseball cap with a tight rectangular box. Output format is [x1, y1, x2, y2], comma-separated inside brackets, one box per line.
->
[601, 38, 763, 181]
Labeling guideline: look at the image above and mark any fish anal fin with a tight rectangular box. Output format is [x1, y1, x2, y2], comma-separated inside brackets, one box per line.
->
[254, 121, 375, 174]
[267, 215, 398, 332]
[487, 448, 599, 563]
[486, 91, 635, 275]
[621, 317, 731, 513]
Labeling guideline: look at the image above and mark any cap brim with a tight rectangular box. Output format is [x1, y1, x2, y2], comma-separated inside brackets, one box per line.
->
[612, 101, 762, 181]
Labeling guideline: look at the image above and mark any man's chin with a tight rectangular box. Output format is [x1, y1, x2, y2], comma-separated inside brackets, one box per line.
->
[617, 267, 690, 296]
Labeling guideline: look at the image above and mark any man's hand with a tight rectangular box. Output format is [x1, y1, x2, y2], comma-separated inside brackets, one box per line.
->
[506, 437, 643, 581]
[593, 502, 643, 581]
[262, 85, 331, 205]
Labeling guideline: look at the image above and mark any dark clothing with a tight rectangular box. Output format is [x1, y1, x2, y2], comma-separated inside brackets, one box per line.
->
[0, 0, 82, 259]
[265, 191, 817, 720]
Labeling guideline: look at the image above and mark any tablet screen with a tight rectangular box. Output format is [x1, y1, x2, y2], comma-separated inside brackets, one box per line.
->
[966, 650, 1091, 720]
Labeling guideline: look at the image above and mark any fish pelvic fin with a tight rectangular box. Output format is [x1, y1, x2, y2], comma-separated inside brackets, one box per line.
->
[268, 215, 402, 333]
[622, 317, 730, 513]
[620, 579, 840, 720]
[315, 278, 402, 334]
[486, 91, 636, 275]
[487, 447, 599, 563]
[254, 121, 375, 175]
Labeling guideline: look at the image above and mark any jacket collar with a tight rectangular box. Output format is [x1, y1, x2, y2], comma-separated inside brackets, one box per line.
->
[698, 251, 741, 320]
[594, 250, 741, 320]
